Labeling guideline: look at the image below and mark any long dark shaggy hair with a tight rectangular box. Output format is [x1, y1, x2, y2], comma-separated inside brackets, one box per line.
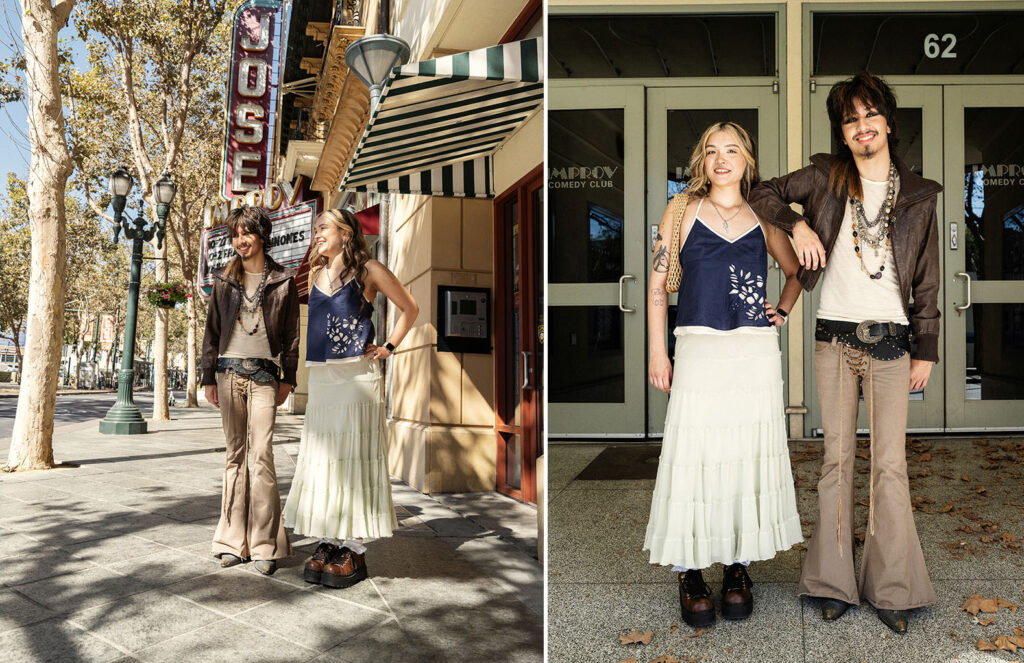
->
[308, 208, 371, 290]
[826, 71, 900, 200]
[224, 206, 282, 281]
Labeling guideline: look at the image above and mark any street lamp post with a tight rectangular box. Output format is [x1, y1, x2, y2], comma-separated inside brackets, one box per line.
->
[344, 34, 411, 113]
[99, 168, 176, 435]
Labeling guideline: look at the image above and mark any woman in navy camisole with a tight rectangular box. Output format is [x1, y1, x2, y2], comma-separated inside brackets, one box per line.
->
[643, 122, 804, 627]
[283, 208, 419, 588]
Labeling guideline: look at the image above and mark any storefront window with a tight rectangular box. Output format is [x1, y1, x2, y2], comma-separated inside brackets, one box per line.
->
[550, 14, 776, 78]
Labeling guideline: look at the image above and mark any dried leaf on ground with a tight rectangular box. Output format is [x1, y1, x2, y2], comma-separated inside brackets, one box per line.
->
[671, 622, 678, 633]
[982, 536, 995, 543]
[955, 525, 974, 534]
[919, 453, 932, 462]
[977, 487, 988, 495]
[962, 594, 1000, 615]
[976, 617, 996, 626]
[620, 630, 654, 646]
[976, 638, 997, 651]
[961, 474, 971, 481]
[942, 504, 954, 513]
[680, 629, 707, 640]
[1014, 627, 1024, 636]
[1010, 636, 1024, 648]
[994, 635, 1018, 652]
[996, 598, 1018, 613]
[1002, 532, 1018, 543]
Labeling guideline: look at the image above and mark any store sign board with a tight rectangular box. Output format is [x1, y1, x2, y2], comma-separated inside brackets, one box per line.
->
[197, 197, 319, 298]
[220, 0, 285, 199]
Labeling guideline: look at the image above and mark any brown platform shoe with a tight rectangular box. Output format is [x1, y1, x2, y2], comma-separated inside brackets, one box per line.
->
[321, 547, 368, 589]
[303, 542, 336, 584]
[679, 570, 716, 628]
[721, 563, 753, 620]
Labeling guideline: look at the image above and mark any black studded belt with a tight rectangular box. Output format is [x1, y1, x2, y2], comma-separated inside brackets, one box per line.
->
[216, 357, 280, 383]
[815, 318, 911, 361]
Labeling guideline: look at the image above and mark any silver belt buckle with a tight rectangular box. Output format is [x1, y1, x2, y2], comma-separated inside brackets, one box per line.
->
[242, 358, 259, 371]
[855, 320, 885, 344]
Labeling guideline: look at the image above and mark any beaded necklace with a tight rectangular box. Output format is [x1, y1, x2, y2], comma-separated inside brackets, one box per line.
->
[237, 263, 269, 336]
[851, 161, 897, 280]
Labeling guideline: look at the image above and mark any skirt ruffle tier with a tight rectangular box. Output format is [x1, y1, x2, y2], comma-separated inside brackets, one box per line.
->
[644, 329, 802, 569]
[283, 361, 397, 539]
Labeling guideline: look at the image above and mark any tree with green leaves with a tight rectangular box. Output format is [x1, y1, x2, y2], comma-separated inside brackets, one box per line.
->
[72, 0, 229, 417]
[0, 173, 31, 378]
[5, 0, 77, 471]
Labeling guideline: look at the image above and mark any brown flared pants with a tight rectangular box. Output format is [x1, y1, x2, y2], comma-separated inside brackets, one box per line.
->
[798, 340, 936, 610]
[211, 371, 292, 561]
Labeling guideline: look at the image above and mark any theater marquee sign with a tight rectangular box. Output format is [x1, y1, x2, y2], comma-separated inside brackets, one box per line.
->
[220, 0, 285, 198]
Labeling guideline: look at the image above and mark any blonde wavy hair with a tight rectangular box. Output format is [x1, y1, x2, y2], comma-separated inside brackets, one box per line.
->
[685, 121, 760, 199]
[308, 208, 371, 289]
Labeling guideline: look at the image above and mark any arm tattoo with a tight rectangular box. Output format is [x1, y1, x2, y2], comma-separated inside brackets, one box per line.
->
[656, 232, 663, 242]
[652, 287, 666, 307]
[652, 244, 669, 273]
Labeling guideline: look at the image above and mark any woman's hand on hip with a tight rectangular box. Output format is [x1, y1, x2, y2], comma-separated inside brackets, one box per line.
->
[649, 353, 673, 393]
[363, 343, 391, 361]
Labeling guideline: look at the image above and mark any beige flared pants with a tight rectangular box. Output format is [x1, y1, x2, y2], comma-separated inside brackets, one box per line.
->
[798, 340, 936, 610]
[211, 371, 292, 561]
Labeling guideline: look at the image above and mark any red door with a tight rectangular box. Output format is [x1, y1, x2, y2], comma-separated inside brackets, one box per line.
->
[495, 165, 543, 503]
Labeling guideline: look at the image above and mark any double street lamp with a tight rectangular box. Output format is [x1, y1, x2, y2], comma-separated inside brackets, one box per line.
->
[99, 167, 176, 435]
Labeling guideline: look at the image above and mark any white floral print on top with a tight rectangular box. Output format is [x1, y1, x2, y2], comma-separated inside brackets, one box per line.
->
[326, 313, 367, 355]
[728, 265, 766, 321]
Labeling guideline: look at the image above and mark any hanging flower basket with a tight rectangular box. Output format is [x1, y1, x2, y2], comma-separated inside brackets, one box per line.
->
[145, 282, 189, 309]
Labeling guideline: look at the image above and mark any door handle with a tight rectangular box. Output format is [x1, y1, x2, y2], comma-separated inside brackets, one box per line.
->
[521, 350, 531, 390]
[618, 275, 637, 313]
[955, 272, 972, 312]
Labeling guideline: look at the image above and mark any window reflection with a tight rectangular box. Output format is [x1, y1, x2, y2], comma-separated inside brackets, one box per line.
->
[550, 306, 624, 403]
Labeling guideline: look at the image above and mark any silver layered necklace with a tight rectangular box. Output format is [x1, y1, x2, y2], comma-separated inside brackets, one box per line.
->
[237, 262, 269, 335]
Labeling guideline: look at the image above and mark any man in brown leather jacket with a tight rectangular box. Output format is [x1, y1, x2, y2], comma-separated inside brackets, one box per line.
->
[201, 206, 299, 575]
[748, 72, 940, 634]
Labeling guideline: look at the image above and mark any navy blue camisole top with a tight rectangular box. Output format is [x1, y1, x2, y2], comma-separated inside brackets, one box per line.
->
[307, 276, 375, 362]
[675, 199, 773, 331]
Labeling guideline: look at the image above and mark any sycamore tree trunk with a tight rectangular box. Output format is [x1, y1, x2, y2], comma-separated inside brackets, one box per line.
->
[7, 0, 77, 471]
[185, 292, 198, 407]
[151, 240, 169, 419]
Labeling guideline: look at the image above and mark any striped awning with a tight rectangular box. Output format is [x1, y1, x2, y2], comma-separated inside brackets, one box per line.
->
[340, 37, 543, 198]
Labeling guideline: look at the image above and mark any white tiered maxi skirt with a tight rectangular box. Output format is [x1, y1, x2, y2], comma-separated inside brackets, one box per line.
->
[644, 328, 802, 569]
[284, 359, 397, 539]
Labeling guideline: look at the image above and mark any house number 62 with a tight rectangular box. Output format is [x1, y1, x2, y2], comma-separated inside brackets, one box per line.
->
[924, 33, 957, 59]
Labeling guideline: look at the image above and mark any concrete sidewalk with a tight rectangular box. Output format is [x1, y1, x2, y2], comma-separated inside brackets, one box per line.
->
[548, 438, 1024, 663]
[0, 406, 542, 662]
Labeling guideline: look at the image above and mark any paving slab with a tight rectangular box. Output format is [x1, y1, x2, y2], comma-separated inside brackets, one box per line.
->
[133, 617, 315, 663]
[161, 566, 299, 617]
[0, 587, 56, 632]
[0, 616, 129, 663]
[15, 566, 153, 614]
[232, 584, 389, 652]
[67, 589, 222, 652]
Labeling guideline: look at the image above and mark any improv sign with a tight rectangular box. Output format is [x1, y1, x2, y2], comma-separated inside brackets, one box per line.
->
[220, 0, 285, 198]
[203, 177, 305, 229]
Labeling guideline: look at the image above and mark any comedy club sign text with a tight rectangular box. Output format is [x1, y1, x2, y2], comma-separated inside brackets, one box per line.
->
[220, 0, 284, 199]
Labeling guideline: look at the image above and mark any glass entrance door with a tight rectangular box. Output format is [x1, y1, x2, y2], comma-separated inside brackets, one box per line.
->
[808, 84, 945, 432]
[943, 86, 1024, 430]
[548, 86, 646, 436]
[645, 86, 783, 434]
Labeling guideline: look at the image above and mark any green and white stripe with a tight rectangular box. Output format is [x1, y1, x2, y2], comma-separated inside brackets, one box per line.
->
[341, 37, 543, 198]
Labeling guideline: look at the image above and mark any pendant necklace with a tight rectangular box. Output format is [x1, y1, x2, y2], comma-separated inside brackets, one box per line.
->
[708, 197, 743, 234]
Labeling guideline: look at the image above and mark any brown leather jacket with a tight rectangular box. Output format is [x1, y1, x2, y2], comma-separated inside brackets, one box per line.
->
[201, 261, 300, 386]
[748, 153, 942, 363]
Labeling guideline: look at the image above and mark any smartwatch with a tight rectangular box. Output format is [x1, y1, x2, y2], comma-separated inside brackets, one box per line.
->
[384, 342, 396, 353]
